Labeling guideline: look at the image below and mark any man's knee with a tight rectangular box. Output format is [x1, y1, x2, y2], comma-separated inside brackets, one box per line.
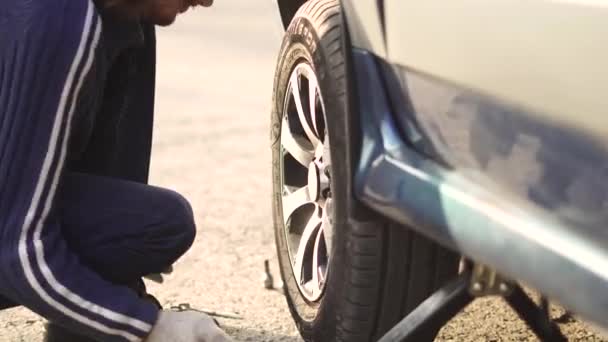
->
[160, 189, 197, 256]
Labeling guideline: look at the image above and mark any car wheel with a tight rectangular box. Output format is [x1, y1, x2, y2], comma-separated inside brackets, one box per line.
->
[270, 1, 460, 341]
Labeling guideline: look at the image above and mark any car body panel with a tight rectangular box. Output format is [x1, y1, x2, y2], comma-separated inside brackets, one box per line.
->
[383, 0, 608, 140]
[341, 0, 386, 58]
[387, 65, 608, 229]
[352, 49, 608, 329]
[343, 0, 608, 232]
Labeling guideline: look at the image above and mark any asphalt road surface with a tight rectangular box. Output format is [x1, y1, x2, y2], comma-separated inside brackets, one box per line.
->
[0, 1, 606, 341]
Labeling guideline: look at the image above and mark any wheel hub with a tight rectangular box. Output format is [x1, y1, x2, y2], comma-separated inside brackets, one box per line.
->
[279, 62, 332, 302]
[307, 159, 329, 203]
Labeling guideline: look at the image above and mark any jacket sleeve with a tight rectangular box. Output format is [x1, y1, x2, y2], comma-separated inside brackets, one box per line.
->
[0, 1, 158, 341]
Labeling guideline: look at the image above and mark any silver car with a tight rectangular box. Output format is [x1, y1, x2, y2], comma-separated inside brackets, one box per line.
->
[271, 1, 608, 340]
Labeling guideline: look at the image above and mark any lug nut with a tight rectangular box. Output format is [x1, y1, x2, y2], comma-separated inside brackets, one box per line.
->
[322, 189, 331, 198]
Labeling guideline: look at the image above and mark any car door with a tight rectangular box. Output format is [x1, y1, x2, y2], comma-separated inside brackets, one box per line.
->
[381, 0, 608, 223]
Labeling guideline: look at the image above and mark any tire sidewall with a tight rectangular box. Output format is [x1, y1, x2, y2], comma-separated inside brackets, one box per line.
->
[271, 14, 349, 341]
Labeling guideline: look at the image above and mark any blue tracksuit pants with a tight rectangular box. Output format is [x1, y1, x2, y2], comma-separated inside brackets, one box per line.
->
[59, 173, 196, 285]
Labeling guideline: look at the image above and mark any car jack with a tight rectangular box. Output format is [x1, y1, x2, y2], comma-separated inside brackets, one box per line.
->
[378, 265, 568, 342]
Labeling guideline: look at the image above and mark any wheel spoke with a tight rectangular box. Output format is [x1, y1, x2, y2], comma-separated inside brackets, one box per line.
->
[322, 204, 333, 257]
[308, 76, 320, 139]
[281, 118, 313, 166]
[293, 212, 322, 285]
[322, 135, 331, 166]
[282, 186, 311, 224]
[302, 280, 316, 294]
[311, 227, 325, 297]
[290, 72, 321, 148]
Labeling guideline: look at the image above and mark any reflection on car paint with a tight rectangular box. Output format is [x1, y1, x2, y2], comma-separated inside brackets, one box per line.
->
[386, 65, 608, 228]
[352, 49, 608, 327]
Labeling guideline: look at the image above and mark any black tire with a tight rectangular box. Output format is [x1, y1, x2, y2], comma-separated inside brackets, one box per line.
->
[270, 1, 460, 341]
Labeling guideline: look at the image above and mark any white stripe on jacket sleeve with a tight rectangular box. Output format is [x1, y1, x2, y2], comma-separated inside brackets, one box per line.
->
[17, 1, 151, 340]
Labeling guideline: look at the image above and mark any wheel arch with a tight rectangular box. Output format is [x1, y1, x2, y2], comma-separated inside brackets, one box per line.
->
[277, 0, 308, 29]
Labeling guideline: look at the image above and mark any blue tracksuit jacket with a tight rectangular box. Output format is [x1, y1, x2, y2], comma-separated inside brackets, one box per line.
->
[0, 0, 160, 341]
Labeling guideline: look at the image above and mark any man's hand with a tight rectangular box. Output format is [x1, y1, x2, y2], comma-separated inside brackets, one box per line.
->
[146, 310, 233, 342]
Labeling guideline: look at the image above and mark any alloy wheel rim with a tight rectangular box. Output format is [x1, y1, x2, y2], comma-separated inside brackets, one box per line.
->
[280, 62, 333, 302]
